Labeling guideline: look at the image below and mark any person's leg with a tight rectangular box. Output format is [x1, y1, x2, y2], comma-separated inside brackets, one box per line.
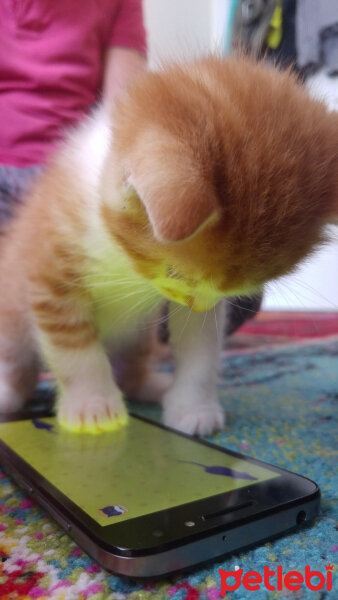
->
[0, 165, 43, 226]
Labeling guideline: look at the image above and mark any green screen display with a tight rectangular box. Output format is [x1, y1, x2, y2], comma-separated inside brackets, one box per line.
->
[0, 417, 278, 526]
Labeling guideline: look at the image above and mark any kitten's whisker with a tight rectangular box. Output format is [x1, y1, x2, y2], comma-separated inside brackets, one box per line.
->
[94, 284, 159, 307]
[275, 281, 316, 337]
[94, 292, 144, 309]
[276, 277, 338, 312]
[91, 287, 138, 298]
[280, 280, 311, 307]
[207, 274, 261, 316]
[95, 288, 157, 313]
[275, 281, 299, 330]
[273, 281, 297, 319]
[271, 280, 290, 308]
[266, 281, 285, 310]
[177, 307, 192, 345]
[213, 303, 220, 346]
[291, 277, 338, 310]
[115, 294, 161, 323]
[82, 270, 147, 284]
[141, 304, 182, 330]
[105, 289, 153, 303]
[208, 275, 217, 294]
[209, 275, 220, 345]
[225, 298, 260, 315]
[200, 309, 209, 334]
[85, 277, 146, 290]
[86, 280, 126, 289]
[274, 280, 322, 337]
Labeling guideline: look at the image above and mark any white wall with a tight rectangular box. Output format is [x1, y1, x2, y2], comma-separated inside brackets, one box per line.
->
[264, 231, 338, 311]
[144, 0, 211, 67]
[144, 0, 229, 67]
[143, 0, 338, 311]
[264, 77, 338, 311]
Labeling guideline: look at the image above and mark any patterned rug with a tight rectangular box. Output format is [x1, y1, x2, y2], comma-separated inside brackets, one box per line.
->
[0, 313, 337, 599]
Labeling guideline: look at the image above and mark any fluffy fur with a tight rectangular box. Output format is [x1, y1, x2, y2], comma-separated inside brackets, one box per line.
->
[0, 55, 337, 435]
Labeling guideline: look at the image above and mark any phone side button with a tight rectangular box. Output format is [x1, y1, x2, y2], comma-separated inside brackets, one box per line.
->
[34, 492, 72, 534]
[19, 479, 34, 495]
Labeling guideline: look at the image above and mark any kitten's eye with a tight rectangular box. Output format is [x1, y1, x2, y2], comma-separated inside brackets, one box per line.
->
[166, 266, 185, 280]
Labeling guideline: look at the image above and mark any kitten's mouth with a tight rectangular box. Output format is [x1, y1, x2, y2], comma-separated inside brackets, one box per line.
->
[157, 286, 219, 312]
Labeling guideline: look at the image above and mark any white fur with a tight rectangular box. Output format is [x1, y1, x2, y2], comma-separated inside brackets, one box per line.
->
[36, 112, 163, 430]
[0, 109, 226, 436]
[60, 110, 225, 435]
[62, 109, 163, 339]
[163, 301, 225, 435]
[41, 336, 126, 430]
[67, 107, 112, 194]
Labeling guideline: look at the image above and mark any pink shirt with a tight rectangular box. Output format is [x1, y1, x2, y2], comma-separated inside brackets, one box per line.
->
[0, 0, 146, 166]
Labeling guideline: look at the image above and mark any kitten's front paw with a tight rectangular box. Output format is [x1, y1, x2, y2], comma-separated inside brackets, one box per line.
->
[163, 390, 225, 436]
[58, 389, 128, 434]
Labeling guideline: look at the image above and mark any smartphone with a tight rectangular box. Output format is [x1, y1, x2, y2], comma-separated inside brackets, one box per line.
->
[0, 413, 319, 579]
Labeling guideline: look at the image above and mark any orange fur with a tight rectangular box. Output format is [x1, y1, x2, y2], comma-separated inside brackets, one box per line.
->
[0, 55, 336, 433]
[110, 55, 337, 294]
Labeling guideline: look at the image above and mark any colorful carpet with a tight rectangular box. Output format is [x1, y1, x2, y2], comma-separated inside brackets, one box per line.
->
[0, 313, 337, 599]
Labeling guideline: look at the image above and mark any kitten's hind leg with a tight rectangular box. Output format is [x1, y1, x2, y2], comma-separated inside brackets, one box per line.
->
[162, 301, 225, 436]
[35, 300, 127, 433]
[112, 318, 173, 403]
[0, 310, 39, 413]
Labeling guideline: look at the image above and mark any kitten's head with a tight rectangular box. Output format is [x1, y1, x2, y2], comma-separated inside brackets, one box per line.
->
[102, 56, 338, 312]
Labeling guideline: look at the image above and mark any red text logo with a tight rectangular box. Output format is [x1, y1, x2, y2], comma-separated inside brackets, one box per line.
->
[218, 564, 333, 596]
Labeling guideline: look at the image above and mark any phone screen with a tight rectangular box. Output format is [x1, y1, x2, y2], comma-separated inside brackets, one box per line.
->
[0, 417, 279, 526]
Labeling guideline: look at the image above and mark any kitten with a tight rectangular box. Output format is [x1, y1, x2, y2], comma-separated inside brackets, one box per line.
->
[0, 55, 337, 436]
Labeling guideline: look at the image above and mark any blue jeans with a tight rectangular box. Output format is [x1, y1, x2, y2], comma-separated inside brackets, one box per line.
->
[0, 165, 42, 224]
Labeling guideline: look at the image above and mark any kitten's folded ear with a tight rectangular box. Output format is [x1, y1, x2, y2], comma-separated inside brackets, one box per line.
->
[119, 132, 219, 243]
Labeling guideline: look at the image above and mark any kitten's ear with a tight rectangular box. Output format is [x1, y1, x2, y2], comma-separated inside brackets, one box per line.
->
[125, 142, 219, 243]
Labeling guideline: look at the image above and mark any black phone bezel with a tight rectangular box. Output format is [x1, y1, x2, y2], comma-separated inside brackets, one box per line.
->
[0, 411, 319, 559]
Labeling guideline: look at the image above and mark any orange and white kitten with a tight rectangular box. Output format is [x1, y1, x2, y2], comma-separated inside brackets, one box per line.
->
[0, 56, 337, 435]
